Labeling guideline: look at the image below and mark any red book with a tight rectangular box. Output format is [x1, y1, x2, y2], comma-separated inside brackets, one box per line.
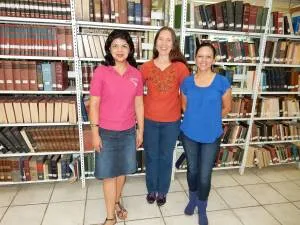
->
[56, 27, 67, 57]
[29, 61, 38, 91]
[20, 61, 30, 90]
[242, 3, 250, 32]
[4, 61, 14, 90]
[13, 61, 22, 91]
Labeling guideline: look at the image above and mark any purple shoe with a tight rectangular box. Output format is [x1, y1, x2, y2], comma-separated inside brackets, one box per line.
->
[146, 192, 156, 204]
[156, 194, 166, 206]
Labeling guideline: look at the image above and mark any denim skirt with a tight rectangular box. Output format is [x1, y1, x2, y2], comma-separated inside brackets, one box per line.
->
[94, 126, 136, 179]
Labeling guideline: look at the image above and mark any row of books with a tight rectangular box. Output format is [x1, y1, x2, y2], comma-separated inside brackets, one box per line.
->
[264, 40, 300, 65]
[0, 126, 81, 154]
[77, 31, 150, 60]
[0, 154, 75, 182]
[182, 1, 269, 33]
[270, 10, 300, 35]
[0, 61, 69, 91]
[215, 67, 257, 91]
[222, 122, 248, 144]
[185, 35, 259, 63]
[0, 24, 73, 57]
[246, 144, 300, 168]
[226, 97, 252, 118]
[75, 0, 168, 26]
[0, 96, 77, 124]
[251, 121, 300, 142]
[0, 0, 71, 20]
[256, 97, 300, 118]
[260, 68, 300, 92]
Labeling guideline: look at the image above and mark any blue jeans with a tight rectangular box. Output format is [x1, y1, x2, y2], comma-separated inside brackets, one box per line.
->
[181, 132, 221, 200]
[144, 119, 180, 194]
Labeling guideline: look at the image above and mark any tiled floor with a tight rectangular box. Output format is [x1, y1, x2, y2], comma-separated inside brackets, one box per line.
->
[1, 165, 300, 225]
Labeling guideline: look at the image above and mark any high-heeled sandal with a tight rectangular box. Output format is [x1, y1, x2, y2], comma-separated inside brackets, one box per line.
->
[115, 201, 128, 220]
[102, 217, 116, 225]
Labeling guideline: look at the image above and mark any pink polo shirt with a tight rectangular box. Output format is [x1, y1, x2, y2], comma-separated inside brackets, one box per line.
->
[90, 64, 143, 131]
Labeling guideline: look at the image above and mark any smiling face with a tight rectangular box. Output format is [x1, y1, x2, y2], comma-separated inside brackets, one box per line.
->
[195, 46, 215, 72]
[109, 38, 130, 63]
[155, 30, 173, 57]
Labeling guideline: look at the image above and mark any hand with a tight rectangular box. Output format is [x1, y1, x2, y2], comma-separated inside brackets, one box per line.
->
[136, 129, 143, 149]
[92, 133, 103, 152]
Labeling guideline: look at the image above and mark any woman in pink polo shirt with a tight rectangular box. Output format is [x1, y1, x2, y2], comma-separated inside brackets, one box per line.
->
[89, 30, 144, 225]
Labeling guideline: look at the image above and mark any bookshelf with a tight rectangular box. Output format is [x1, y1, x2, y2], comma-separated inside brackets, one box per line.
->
[177, 0, 300, 175]
[0, 0, 299, 187]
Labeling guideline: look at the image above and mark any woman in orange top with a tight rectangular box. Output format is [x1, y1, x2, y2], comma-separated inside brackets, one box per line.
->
[140, 26, 190, 206]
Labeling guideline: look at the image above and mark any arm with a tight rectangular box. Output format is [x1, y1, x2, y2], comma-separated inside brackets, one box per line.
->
[181, 92, 187, 113]
[89, 96, 102, 151]
[135, 96, 144, 148]
[222, 89, 232, 117]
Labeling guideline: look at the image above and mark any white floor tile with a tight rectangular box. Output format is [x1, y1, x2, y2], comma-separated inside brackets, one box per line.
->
[175, 173, 188, 191]
[293, 179, 300, 186]
[169, 179, 184, 192]
[231, 171, 265, 185]
[160, 192, 188, 217]
[42, 201, 85, 225]
[270, 181, 300, 201]
[293, 201, 300, 209]
[0, 207, 7, 219]
[234, 206, 280, 225]
[122, 196, 161, 220]
[84, 199, 106, 225]
[216, 186, 259, 208]
[264, 203, 300, 225]
[282, 169, 300, 180]
[0, 204, 46, 225]
[244, 184, 288, 204]
[211, 174, 239, 188]
[123, 176, 147, 197]
[50, 181, 86, 202]
[12, 183, 54, 205]
[125, 218, 164, 225]
[255, 169, 289, 183]
[164, 214, 198, 225]
[86, 179, 104, 199]
[207, 189, 228, 211]
[0, 186, 18, 207]
[207, 210, 243, 225]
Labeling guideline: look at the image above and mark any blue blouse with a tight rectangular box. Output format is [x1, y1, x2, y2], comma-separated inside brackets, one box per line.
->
[180, 74, 230, 143]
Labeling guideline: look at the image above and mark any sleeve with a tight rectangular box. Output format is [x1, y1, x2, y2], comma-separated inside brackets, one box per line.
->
[136, 72, 143, 96]
[180, 77, 188, 95]
[221, 75, 231, 95]
[178, 63, 190, 84]
[89, 66, 104, 96]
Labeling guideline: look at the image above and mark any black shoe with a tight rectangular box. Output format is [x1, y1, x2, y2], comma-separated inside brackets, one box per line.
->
[146, 192, 156, 204]
[156, 194, 166, 206]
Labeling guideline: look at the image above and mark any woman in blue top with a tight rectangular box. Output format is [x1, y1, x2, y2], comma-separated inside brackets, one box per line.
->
[180, 42, 231, 225]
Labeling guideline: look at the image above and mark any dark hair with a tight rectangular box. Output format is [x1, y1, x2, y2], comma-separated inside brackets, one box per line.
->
[195, 42, 216, 58]
[102, 29, 137, 68]
[153, 26, 188, 67]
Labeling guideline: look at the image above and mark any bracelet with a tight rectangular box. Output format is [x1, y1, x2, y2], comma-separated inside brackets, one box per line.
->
[90, 123, 99, 127]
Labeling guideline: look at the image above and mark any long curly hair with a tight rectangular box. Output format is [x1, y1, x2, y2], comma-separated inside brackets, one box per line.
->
[102, 29, 137, 68]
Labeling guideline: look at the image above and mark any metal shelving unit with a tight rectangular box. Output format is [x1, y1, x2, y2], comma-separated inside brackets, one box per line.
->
[179, 0, 300, 175]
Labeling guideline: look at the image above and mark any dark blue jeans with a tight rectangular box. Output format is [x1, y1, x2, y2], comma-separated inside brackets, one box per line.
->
[181, 132, 221, 200]
[144, 119, 180, 195]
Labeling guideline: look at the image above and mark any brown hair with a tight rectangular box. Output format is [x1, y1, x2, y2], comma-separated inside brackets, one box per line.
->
[152, 26, 188, 67]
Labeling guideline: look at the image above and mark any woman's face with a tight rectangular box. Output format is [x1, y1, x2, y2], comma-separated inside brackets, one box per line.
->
[155, 30, 173, 57]
[195, 46, 215, 72]
[110, 38, 130, 63]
